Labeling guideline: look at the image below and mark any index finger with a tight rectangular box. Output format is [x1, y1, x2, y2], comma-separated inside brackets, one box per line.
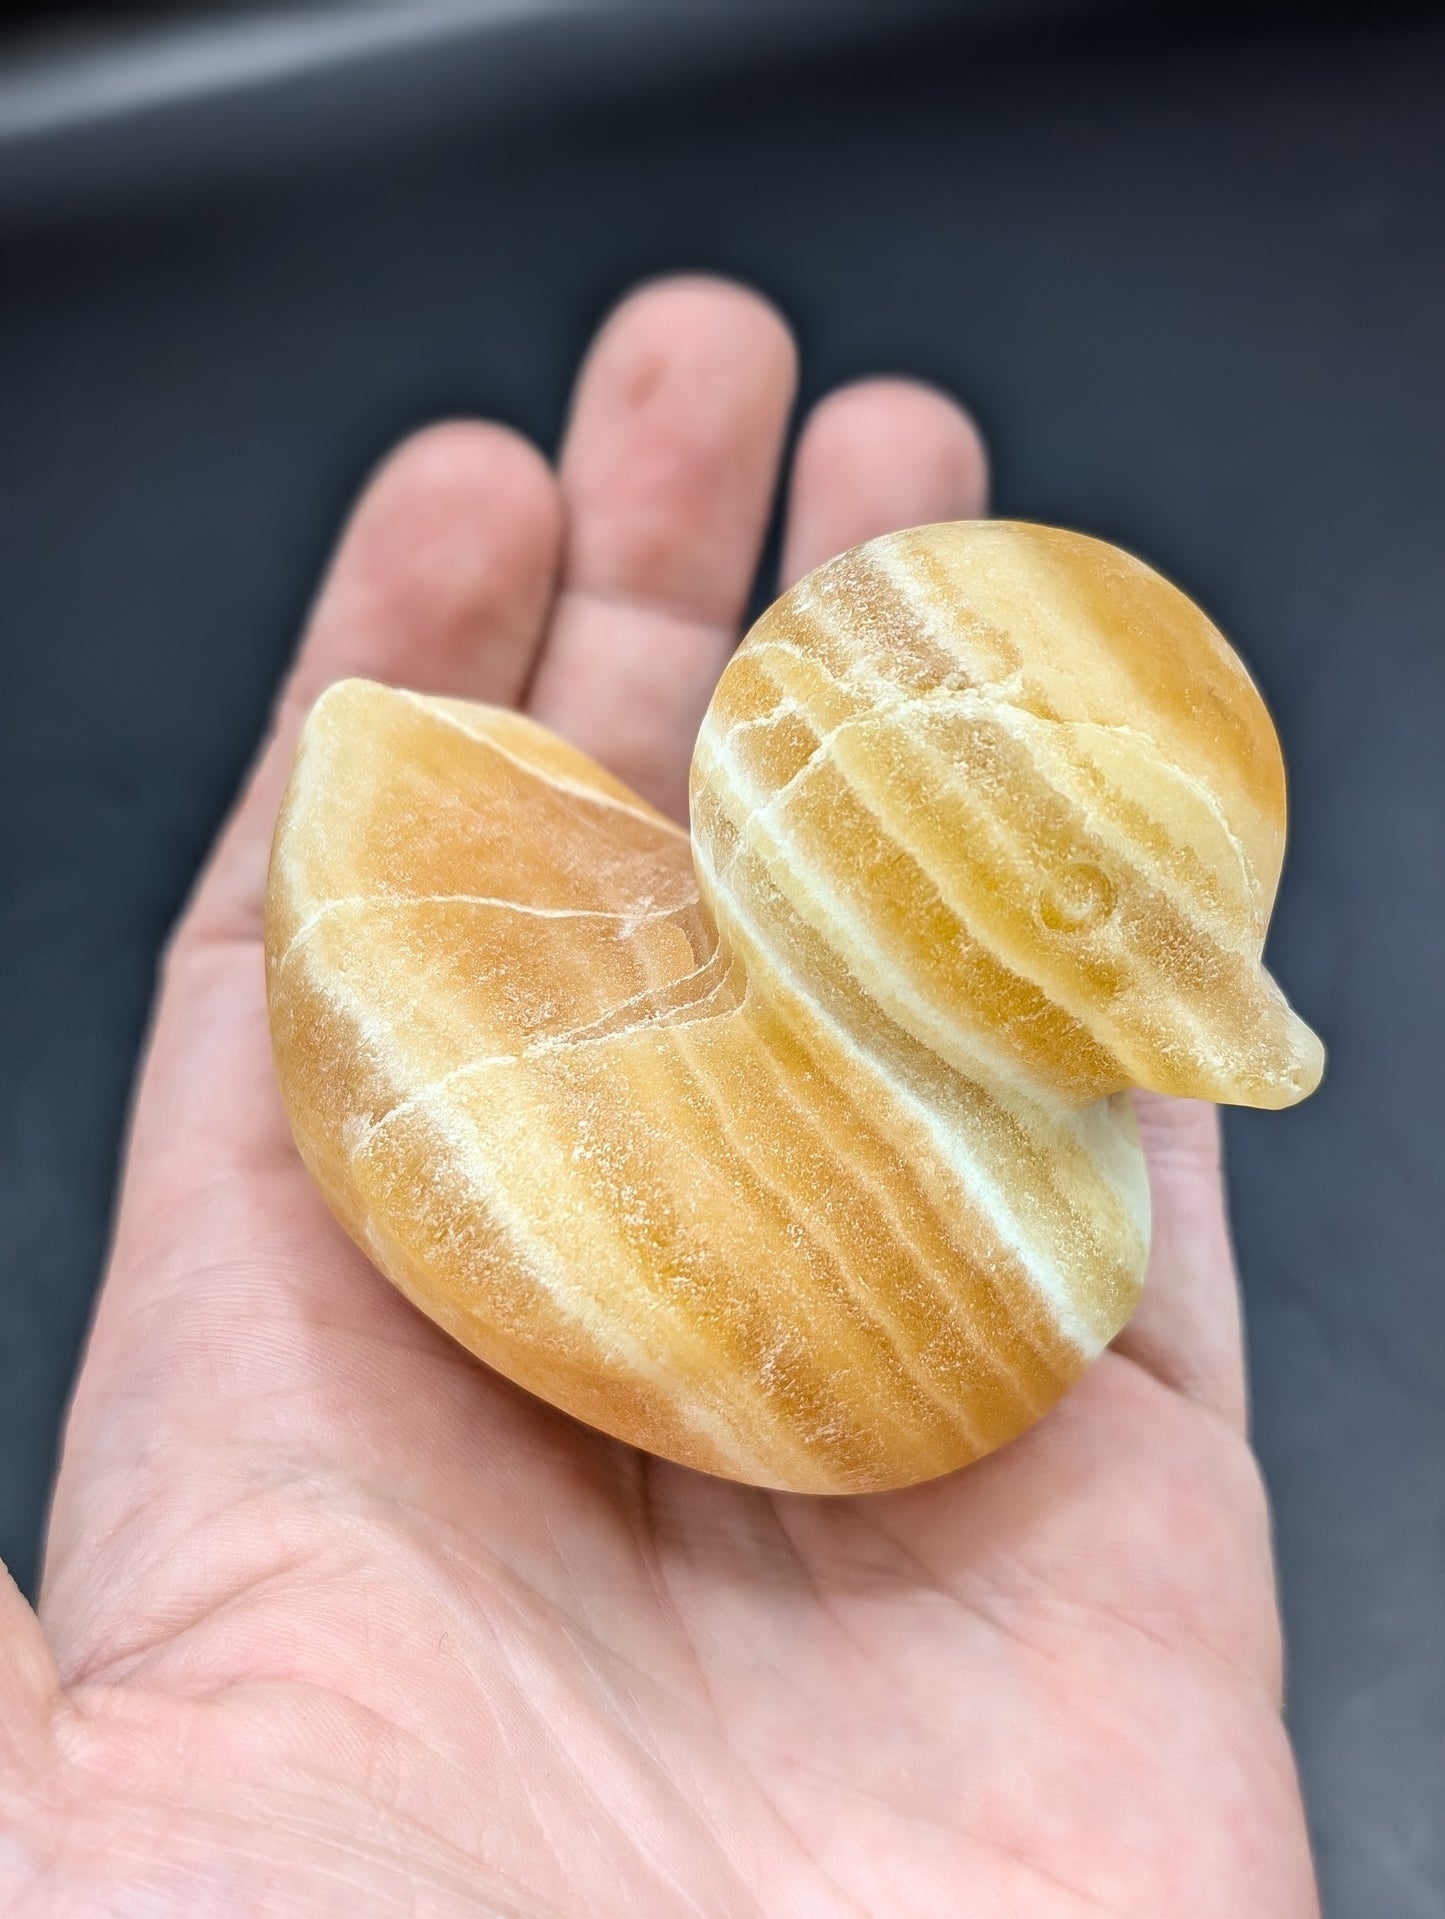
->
[179, 422, 562, 956]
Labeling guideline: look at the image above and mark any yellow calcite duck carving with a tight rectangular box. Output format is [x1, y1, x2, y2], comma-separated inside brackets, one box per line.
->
[266, 522, 1323, 1492]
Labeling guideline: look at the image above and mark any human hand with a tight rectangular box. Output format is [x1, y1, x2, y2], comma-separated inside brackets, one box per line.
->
[2, 278, 1319, 1916]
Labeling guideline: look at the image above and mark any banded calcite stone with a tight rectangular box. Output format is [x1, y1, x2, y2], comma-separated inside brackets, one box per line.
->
[266, 522, 1323, 1492]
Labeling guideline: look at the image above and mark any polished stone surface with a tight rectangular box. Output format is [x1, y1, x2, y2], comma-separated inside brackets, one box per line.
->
[1, 12, 1441, 1913]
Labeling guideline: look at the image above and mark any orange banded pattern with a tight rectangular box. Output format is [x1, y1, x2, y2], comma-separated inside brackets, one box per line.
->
[265, 522, 1321, 1492]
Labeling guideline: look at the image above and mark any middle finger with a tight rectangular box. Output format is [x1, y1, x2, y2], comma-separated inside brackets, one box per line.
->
[526, 276, 797, 820]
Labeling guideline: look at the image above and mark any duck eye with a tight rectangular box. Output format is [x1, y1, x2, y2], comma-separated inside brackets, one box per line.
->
[1038, 861, 1116, 933]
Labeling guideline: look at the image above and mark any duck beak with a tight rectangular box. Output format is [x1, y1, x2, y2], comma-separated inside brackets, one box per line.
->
[1144, 967, 1325, 1111]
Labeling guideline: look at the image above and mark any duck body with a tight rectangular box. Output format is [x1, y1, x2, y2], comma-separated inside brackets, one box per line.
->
[266, 523, 1321, 1492]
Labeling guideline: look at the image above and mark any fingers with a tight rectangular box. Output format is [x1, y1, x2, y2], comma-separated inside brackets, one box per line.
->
[183, 422, 563, 951]
[283, 423, 563, 716]
[527, 277, 798, 819]
[1111, 1095, 1248, 1431]
[780, 378, 989, 586]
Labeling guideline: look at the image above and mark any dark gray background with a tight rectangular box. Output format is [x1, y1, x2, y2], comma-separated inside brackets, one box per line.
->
[1, 8, 1441, 1913]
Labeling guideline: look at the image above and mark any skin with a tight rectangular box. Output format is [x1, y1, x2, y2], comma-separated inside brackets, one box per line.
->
[0, 278, 1320, 1917]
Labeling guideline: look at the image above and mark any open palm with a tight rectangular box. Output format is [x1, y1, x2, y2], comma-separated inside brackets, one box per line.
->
[2, 280, 1318, 1916]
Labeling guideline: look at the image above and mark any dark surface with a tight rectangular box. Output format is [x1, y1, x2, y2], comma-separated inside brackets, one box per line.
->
[2, 12, 1442, 1913]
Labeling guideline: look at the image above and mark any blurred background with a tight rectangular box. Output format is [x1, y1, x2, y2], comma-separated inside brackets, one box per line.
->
[1, 3, 1441, 1912]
